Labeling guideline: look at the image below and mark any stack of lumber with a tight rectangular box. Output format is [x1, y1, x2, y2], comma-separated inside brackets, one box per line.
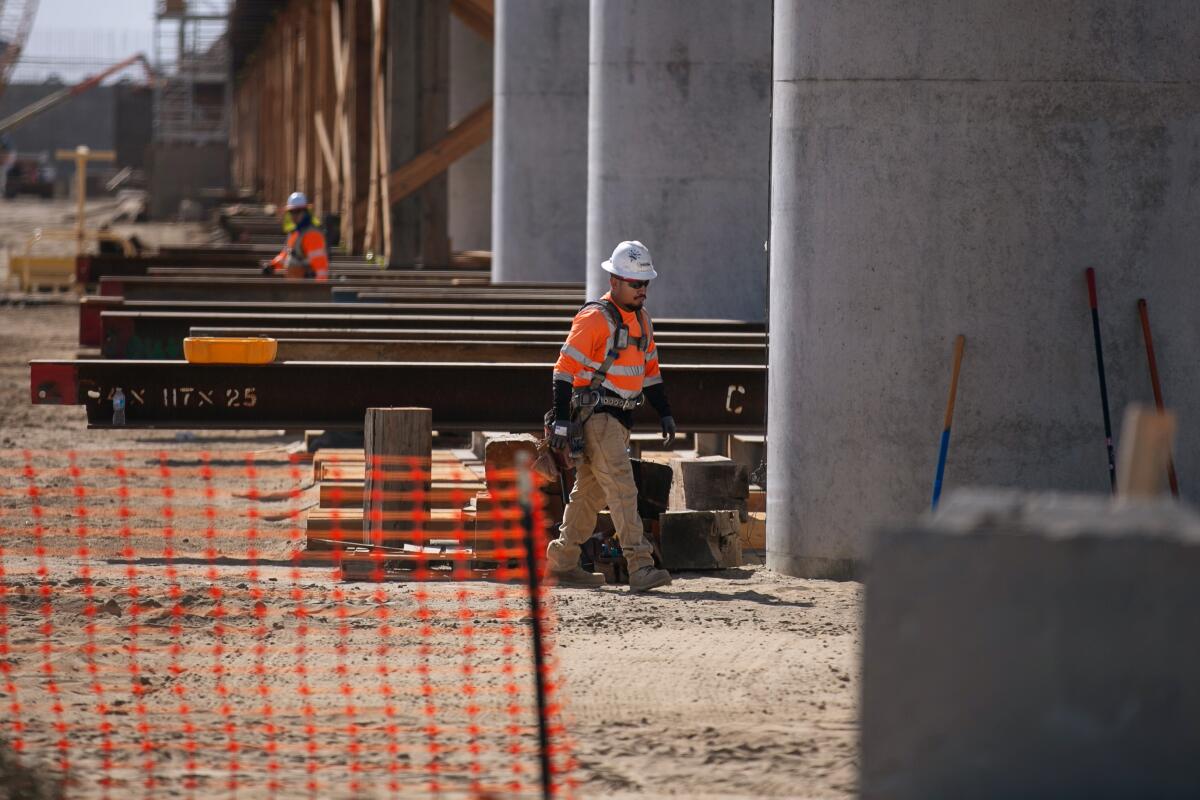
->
[306, 442, 561, 577]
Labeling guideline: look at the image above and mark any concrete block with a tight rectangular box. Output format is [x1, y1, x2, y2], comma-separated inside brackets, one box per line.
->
[483, 433, 539, 475]
[659, 510, 743, 570]
[669, 456, 750, 521]
[862, 489, 1200, 800]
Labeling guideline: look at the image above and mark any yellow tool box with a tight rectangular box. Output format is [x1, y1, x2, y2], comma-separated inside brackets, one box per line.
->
[183, 337, 278, 365]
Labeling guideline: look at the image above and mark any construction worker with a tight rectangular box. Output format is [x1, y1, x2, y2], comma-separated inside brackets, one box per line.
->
[268, 191, 329, 279]
[546, 240, 677, 592]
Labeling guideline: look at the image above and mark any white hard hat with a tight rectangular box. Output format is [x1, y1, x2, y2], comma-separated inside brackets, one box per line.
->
[601, 240, 657, 281]
[285, 191, 309, 210]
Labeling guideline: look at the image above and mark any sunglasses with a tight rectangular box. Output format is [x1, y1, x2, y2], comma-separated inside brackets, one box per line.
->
[620, 279, 650, 290]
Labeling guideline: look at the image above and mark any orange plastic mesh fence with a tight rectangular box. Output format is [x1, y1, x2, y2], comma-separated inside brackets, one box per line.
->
[0, 449, 576, 798]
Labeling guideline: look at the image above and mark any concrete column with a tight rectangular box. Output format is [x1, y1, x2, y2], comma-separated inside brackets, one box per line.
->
[585, 0, 771, 319]
[491, 0, 589, 284]
[767, 1, 1200, 578]
[448, 15, 492, 253]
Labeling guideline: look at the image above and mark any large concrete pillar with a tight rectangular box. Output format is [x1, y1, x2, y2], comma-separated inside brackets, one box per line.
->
[448, 15, 492, 253]
[491, 0, 589, 283]
[767, 1, 1200, 578]
[586, 0, 771, 319]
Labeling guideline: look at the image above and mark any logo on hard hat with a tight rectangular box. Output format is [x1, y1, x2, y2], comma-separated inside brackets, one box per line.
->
[602, 239, 658, 280]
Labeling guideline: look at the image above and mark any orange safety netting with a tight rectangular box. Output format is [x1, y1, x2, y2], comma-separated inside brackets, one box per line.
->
[0, 448, 575, 798]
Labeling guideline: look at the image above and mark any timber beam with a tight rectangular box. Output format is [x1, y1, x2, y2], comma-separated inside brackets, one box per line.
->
[450, 0, 493, 40]
[31, 360, 764, 433]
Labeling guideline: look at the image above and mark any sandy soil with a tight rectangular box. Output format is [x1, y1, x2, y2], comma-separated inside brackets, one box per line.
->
[0, 197, 212, 280]
[0, 303, 862, 799]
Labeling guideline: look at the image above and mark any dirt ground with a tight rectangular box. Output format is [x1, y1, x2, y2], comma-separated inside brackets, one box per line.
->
[0, 299, 863, 799]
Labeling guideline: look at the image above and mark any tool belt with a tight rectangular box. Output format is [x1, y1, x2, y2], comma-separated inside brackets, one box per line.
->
[571, 388, 644, 414]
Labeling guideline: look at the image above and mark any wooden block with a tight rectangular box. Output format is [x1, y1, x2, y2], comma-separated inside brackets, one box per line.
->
[669, 456, 750, 520]
[659, 510, 743, 570]
[729, 434, 766, 473]
[469, 490, 524, 521]
[483, 433, 539, 475]
[1116, 404, 1177, 499]
[309, 506, 471, 538]
[364, 407, 433, 546]
[695, 433, 729, 457]
[631, 458, 673, 519]
[322, 480, 487, 508]
[470, 431, 509, 461]
[747, 489, 765, 514]
[312, 447, 365, 480]
[740, 511, 766, 549]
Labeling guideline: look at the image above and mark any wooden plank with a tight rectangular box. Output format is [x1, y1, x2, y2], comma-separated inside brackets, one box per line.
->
[362, 0, 384, 255]
[309, 506, 468, 536]
[350, 0, 374, 253]
[449, 0, 493, 41]
[1116, 404, 1177, 499]
[314, 110, 339, 193]
[321, 480, 488, 508]
[419, 0, 451, 266]
[373, 0, 392, 263]
[357, 100, 493, 211]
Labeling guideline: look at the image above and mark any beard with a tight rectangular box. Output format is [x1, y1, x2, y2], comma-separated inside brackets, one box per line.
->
[625, 295, 646, 310]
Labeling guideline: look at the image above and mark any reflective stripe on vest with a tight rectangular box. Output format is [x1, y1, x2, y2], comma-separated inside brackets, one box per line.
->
[587, 299, 652, 399]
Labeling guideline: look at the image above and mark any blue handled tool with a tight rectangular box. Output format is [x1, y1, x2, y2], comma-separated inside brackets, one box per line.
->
[932, 334, 965, 510]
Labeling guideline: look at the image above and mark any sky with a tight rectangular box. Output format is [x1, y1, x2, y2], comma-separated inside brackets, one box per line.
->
[11, 0, 228, 83]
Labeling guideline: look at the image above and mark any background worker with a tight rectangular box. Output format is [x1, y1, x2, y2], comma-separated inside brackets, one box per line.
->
[267, 191, 328, 280]
[546, 240, 677, 592]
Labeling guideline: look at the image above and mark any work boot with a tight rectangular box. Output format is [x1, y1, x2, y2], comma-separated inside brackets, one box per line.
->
[548, 566, 606, 588]
[628, 565, 672, 593]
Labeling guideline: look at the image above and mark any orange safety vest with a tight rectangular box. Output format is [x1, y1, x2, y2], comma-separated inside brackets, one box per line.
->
[271, 226, 329, 280]
[553, 291, 662, 400]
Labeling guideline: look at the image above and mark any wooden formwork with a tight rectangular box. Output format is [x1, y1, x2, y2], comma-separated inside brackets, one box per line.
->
[232, 0, 494, 260]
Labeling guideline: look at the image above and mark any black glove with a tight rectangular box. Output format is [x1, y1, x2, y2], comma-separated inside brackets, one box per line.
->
[261, 263, 274, 275]
[549, 419, 572, 452]
[660, 415, 676, 447]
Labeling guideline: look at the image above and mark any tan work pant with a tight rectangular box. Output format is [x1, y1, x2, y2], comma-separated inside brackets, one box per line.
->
[546, 412, 654, 573]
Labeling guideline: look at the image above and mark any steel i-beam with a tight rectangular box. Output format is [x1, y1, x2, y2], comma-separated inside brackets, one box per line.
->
[31, 360, 766, 432]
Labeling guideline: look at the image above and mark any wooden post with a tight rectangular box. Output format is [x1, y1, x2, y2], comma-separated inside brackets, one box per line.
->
[350, 0, 374, 254]
[418, 0, 451, 266]
[373, 0, 392, 263]
[55, 146, 116, 256]
[363, 407, 433, 545]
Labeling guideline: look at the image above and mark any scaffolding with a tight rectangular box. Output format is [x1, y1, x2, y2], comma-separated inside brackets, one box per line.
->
[153, 0, 231, 143]
[0, 0, 40, 102]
